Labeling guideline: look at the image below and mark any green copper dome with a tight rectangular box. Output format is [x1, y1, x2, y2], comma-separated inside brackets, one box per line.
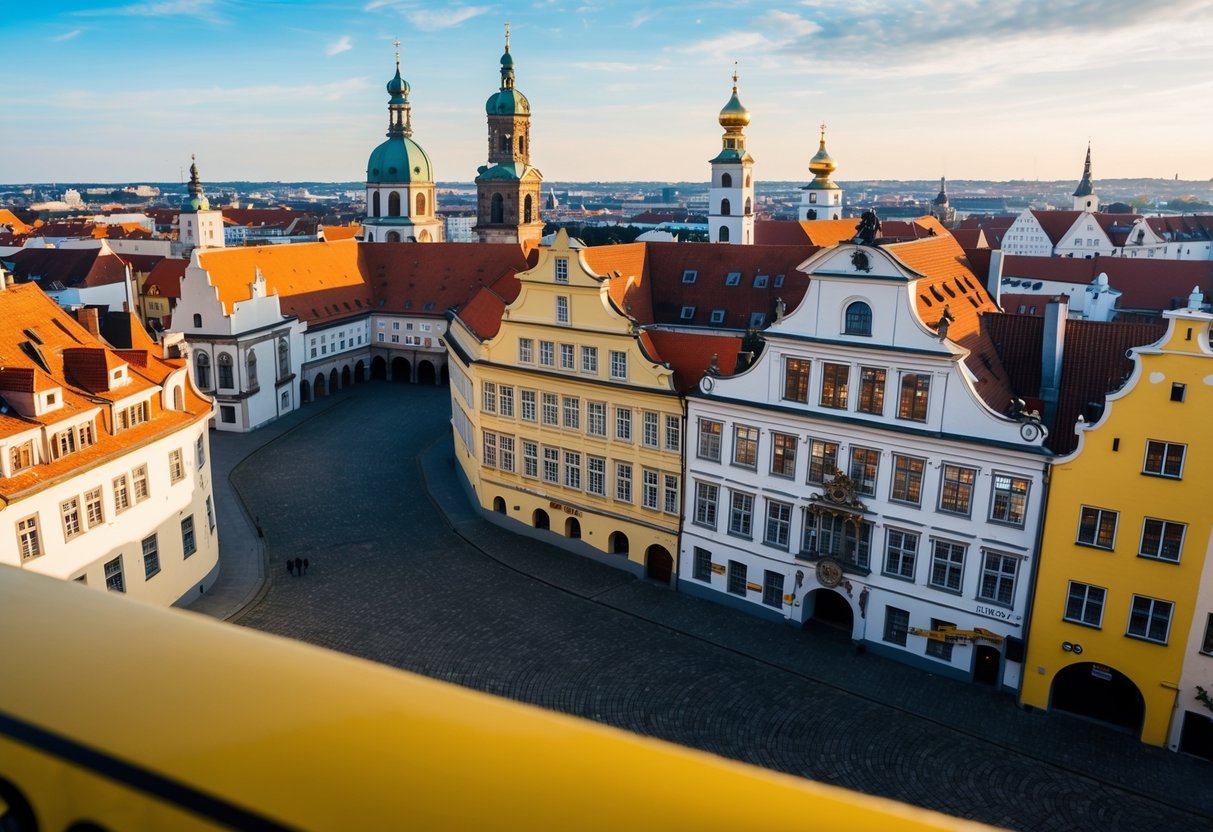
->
[387, 67, 410, 98]
[486, 88, 530, 116]
[367, 136, 433, 184]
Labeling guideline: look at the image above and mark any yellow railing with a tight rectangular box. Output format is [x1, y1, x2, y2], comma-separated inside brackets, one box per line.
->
[0, 566, 992, 831]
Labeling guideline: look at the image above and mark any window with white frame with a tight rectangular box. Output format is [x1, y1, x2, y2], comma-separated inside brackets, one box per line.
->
[643, 412, 660, 448]
[1077, 506, 1118, 549]
[1064, 581, 1105, 627]
[615, 407, 632, 442]
[542, 393, 559, 426]
[770, 432, 796, 478]
[542, 447, 560, 484]
[132, 465, 150, 502]
[764, 500, 792, 549]
[482, 432, 498, 468]
[883, 529, 918, 579]
[615, 462, 633, 502]
[990, 474, 1029, 525]
[17, 514, 42, 559]
[897, 373, 931, 421]
[560, 344, 575, 370]
[697, 419, 722, 461]
[808, 439, 838, 484]
[890, 454, 925, 505]
[498, 386, 514, 418]
[587, 402, 607, 437]
[733, 425, 758, 468]
[521, 390, 537, 422]
[849, 447, 879, 496]
[61, 497, 83, 540]
[564, 450, 582, 489]
[1127, 595, 1173, 644]
[929, 540, 965, 593]
[522, 441, 538, 478]
[539, 340, 555, 367]
[84, 488, 104, 529]
[554, 256, 569, 283]
[663, 474, 679, 513]
[482, 381, 497, 413]
[1139, 518, 1185, 562]
[518, 338, 534, 364]
[499, 436, 515, 473]
[169, 448, 185, 483]
[581, 346, 598, 374]
[710, 309, 726, 324]
[664, 415, 681, 452]
[562, 396, 580, 430]
[938, 463, 977, 515]
[587, 456, 606, 496]
[977, 551, 1019, 607]
[556, 296, 569, 324]
[694, 482, 718, 528]
[1143, 440, 1185, 478]
[609, 350, 628, 380]
[642, 469, 660, 510]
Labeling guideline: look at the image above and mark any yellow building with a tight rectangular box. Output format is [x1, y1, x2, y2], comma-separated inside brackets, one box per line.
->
[1021, 293, 1213, 745]
[446, 230, 734, 582]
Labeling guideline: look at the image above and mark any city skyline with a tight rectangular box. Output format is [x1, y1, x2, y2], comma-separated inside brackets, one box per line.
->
[5, 0, 1213, 186]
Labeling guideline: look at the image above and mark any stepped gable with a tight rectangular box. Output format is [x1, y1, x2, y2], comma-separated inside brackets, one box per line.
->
[362, 242, 530, 318]
[1000, 255, 1212, 313]
[885, 234, 1014, 415]
[644, 329, 742, 394]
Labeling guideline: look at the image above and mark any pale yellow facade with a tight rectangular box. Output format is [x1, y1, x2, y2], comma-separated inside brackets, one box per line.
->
[447, 231, 682, 579]
[1020, 302, 1213, 746]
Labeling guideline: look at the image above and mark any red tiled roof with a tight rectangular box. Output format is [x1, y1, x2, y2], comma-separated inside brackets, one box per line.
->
[143, 258, 187, 298]
[456, 272, 522, 341]
[322, 224, 362, 242]
[644, 329, 742, 394]
[4, 246, 129, 290]
[361, 243, 530, 319]
[1030, 210, 1083, 246]
[950, 228, 987, 249]
[999, 255, 1212, 313]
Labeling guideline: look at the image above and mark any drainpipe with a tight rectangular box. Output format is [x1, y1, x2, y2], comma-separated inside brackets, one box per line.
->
[1017, 458, 1052, 701]
[1040, 296, 1068, 427]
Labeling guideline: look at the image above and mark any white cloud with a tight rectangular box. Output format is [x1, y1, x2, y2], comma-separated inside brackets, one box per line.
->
[406, 4, 491, 31]
[673, 31, 771, 55]
[326, 35, 353, 56]
[51, 29, 84, 42]
[569, 61, 668, 73]
[753, 9, 820, 38]
[75, 0, 222, 20]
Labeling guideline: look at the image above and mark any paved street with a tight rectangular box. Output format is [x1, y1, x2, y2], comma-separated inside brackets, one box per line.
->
[225, 383, 1211, 831]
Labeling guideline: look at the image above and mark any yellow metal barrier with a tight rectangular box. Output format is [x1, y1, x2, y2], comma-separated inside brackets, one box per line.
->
[0, 566, 993, 830]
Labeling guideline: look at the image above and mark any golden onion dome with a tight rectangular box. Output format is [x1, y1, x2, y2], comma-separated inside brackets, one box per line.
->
[718, 71, 751, 129]
[808, 123, 836, 177]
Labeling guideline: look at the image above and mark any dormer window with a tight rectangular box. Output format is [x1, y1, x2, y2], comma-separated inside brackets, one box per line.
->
[753, 275, 768, 288]
[725, 272, 741, 286]
[710, 309, 726, 325]
[680, 306, 696, 321]
[46, 392, 57, 406]
[844, 301, 873, 336]
[554, 257, 569, 284]
[682, 270, 697, 284]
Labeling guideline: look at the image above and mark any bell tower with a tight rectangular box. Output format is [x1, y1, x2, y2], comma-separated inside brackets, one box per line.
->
[708, 67, 754, 245]
[177, 156, 225, 255]
[798, 124, 843, 221]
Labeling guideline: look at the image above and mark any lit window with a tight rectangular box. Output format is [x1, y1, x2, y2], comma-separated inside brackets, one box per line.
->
[1077, 506, 1117, 549]
[1142, 440, 1185, 478]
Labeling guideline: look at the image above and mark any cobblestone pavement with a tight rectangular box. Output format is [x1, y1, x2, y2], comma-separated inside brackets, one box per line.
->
[230, 383, 1212, 832]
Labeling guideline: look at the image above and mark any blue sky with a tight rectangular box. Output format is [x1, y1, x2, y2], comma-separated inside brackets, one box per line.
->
[3, 1, 1212, 185]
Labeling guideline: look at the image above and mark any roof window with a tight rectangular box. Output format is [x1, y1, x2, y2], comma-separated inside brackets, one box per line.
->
[753, 275, 768, 288]
[725, 272, 741, 286]
[680, 306, 696, 320]
[682, 270, 697, 284]
[710, 309, 726, 324]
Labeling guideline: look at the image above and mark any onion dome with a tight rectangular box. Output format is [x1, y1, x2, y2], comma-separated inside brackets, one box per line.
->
[485, 24, 530, 115]
[718, 71, 751, 129]
[366, 44, 433, 184]
[808, 123, 836, 180]
[181, 156, 209, 212]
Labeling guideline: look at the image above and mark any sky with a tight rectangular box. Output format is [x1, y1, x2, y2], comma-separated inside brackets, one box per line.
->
[4, 0, 1213, 185]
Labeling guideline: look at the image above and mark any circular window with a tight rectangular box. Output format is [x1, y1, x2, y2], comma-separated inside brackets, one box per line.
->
[388, 166, 397, 175]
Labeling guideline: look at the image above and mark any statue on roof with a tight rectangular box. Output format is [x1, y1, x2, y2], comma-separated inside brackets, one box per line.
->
[852, 208, 881, 246]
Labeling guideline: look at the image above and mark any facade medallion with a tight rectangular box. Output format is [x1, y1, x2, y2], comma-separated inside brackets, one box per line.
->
[816, 558, 844, 588]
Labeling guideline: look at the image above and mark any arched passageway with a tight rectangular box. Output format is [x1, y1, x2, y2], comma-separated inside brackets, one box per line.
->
[608, 532, 629, 555]
[371, 356, 387, 380]
[417, 360, 437, 385]
[391, 357, 411, 383]
[1050, 663, 1145, 734]
[533, 509, 550, 531]
[645, 545, 673, 584]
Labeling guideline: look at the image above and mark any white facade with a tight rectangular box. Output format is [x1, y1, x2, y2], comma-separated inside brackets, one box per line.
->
[180, 208, 225, 253]
[709, 161, 754, 245]
[798, 184, 842, 222]
[999, 210, 1057, 257]
[680, 241, 1049, 690]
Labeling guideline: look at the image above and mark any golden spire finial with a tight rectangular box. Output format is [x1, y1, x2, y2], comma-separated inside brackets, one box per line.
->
[732, 61, 739, 91]
[505, 21, 511, 51]
[394, 38, 401, 69]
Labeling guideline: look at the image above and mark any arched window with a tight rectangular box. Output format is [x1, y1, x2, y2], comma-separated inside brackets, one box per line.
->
[246, 349, 258, 388]
[491, 193, 504, 224]
[277, 338, 290, 380]
[194, 352, 211, 389]
[416, 192, 426, 215]
[523, 194, 533, 224]
[386, 231, 401, 243]
[192, 313, 202, 328]
[217, 352, 234, 389]
[388, 191, 401, 217]
[719, 226, 730, 243]
[844, 301, 873, 336]
[499, 134, 509, 153]
[173, 386, 183, 409]
[745, 174, 751, 187]
[371, 191, 380, 217]
[518, 135, 526, 154]
[720, 198, 731, 216]
[745, 197, 752, 215]
[721, 172, 733, 188]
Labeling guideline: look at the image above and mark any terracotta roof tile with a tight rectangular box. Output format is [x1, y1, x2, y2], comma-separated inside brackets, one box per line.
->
[143, 258, 187, 299]
[644, 329, 742, 393]
[1030, 210, 1083, 246]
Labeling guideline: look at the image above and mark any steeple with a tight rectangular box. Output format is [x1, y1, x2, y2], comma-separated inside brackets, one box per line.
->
[183, 154, 209, 212]
[1072, 142, 1098, 212]
[500, 22, 515, 90]
[709, 65, 755, 245]
[386, 38, 413, 138]
[933, 176, 948, 206]
[807, 123, 837, 187]
[177, 154, 223, 255]
[799, 123, 843, 221]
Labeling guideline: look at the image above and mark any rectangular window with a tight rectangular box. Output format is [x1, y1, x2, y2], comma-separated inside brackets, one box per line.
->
[523, 441, 538, 478]
[819, 363, 850, 409]
[727, 560, 748, 596]
[1139, 518, 1185, 562]
[697, 419, 722, 461]
[539, 341, 555, 367]
[1202, 614, 1213, 655]
[499, 436, 515, 473]
[694, 482, 719, 528]
[554, 256, 569, 283]
[615, 407, 632, 442]
[884, 607, 910, 646]
[663, 474, 679, 514]
[54, 428, 76, 458]
[206, 496, 215, 530]
[1143, 440, 1185, 478]
[938, 464, 977, 515]
[990, 474, 1029, 525]
[17, 514, 42, 560]
[521, 390, 537, 422]
[609, 350, 628, 380]
[729, 491, 754, 538]
[104, 556, 125, 592]
[542, 393, 559, 426]
[482, 381, 497, 413]
[1127, 595, 1174, 644]
[587, 456, 606, 496]
[113, 474, 131, 512]
[587, 401, 607, 437]
[664, 415, 681, 453]
[857, 367, 886, 415]
[682, 269, 698, 284]
[555, 295, 569, 324]
[679, 306, 695, 321]
[710, 309, 726, 324]
[615, 462, 633, 503]
[783, 357, 810, 403]
[78, 422, 95, 449]
[764, 500, 792, 549]
[482, 432, 498, 468]
[562, 397, 580, 430]
[890, 454, 925, 506]
[642, 412, 660, 448]
[1077, 506, 1118, 549]
[543, 447, 560, 484]
[733, 425, 759, 468]
[770, 432, 797, 478]
[8, 441, 33, 473]
[977, 551, 1019, 607]
[642, 469, 660, 510]
[693, 547, 712, 582]
[925, 618, 956, 661]
[169, 448, 185, 483]
[581, 346, 598, 374]
[196, 436, 205, 469]
[498, 386, 514, 418]
[181, 515, 197, 557]
[61, 497, 83, 540]
[849, 447, 879, 496]
[762, 570, 784, 608]
[898, 373, 931, 421]
[725, 271, 741, 286]
[749, 312, 765, 328]
[562, 453, 582, 492]
[142, 534, 160, 579]
[883, 529, 919, 579]
[560, 344, 575, 370]
[84, 488, 104, 529]
[808, 440, 839, 484]
[929, 540, 966, 593]
[1064, 582, 1106, 627]
[518, 337, 534, 363]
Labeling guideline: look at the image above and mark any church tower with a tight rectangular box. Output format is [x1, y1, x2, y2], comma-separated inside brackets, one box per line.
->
[708, 69, 754, 245]
[1072, 142, 1099, 212]
[932, 176, 955, 226]
[363, 42, 442, 243]
[177, 156, 225, 255]
[475, 24, 544, 247]
[798, 124, 843, 221]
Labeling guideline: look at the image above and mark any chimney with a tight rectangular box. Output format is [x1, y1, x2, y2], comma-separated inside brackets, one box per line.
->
[1041, 296, 1068, 425]
[987, 249, 1005, 308]
[79, 307, 102, 339]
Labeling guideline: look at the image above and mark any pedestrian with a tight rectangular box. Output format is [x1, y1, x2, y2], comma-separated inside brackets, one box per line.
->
[286, 559, 294, 577]
[303, 558, 309, 576]
[294, 557, 303, 576]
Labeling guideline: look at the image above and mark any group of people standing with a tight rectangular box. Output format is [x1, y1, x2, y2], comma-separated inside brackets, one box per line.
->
[286, 557, 309, 577]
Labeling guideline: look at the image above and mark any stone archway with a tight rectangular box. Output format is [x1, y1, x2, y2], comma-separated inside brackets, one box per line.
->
[300, 379, 311, 403]
[371, 356, 387, 380]
[645, 545, 673, 584]
[314, 373, 327, 398]
[391, 357, 411, 383]
[608, 532, 629, 555]
[1050, 662, 1145, 734]
[417, 360, 437, 385]
[329, 368, 340, 393]
[533, 509, 550, 530]
[354, 360, 366, 383]
[565, 517, 581, 539]
[492, 496, 507, 514]
[341, 365, 352, 387]
[803, 589, 854, 636]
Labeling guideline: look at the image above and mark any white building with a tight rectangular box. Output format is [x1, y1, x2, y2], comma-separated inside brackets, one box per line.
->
[798, 125, 843, 222]
[708, 72, 754, 245]
[0, 281, 218, 605]
[680, 235, 1050, 690]
[176, 157, 226, 257]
